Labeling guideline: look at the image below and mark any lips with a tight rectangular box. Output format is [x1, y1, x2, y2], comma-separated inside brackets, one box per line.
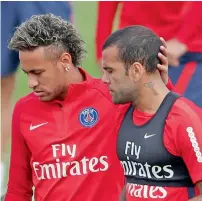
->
[34, 91, 45, 97]
[109, 89, 114, 95]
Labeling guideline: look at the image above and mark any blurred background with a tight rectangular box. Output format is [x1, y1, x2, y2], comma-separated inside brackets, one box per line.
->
[1, 1, 202, 199]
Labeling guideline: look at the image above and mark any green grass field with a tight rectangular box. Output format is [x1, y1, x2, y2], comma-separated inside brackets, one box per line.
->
[13, 2, 100, 103]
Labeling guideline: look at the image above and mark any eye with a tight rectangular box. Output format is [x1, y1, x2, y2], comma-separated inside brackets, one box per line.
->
[34, 71, 42, 75]
[33, 70, 44, 75]
[104, 68, 113, 74]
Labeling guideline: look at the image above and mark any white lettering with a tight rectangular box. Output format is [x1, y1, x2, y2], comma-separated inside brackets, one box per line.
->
[163, 165, 174, 178]
[158, 187, 168, 198]
[40, 163, 56, 179]
[152, 166, 163, 179]
[62, 162, 70, 177]
[138, 163, 147, 177]
[89, 157, 99, 172]
[125, 141, 131, 155]
[149, 186, 158, 198]
[51, 144, 76, 158]
[70, 161, 81, 176]
[52, 144, 60, 158]
[125, 141, 141, 159]
[135, 145, 141, 160]
[33, 144, 109, 180]
[143, 184, 149, 198]
[55, 158, 62, 178]
[99, 156, 109, 171]
[33, 162, 41, 180]
[67, 144, 76, 158]
[144, 162, 152, 178]
[127, 183, 167, 199]
[132, 161, 137, 176]
[81, 156, 89, 174]
[120, 160, 174, 180]
[134, 185, 143, 198]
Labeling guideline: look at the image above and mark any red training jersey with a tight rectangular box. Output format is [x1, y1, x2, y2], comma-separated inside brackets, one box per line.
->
[5, 69, 124, 201]
[96, 1, 202, 59]
[116, 97, 202, 200]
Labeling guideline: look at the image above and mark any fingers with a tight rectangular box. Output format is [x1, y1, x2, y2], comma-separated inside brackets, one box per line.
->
[158, 52, 168, 66]
[160, 37, 167, 48]
[157, 63, 164, 71]
[160, 45, 167, 57]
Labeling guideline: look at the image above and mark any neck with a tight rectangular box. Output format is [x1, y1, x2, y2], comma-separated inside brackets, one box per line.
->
[58, 67, 85, 101]
[68, 67, 85, 84]
[133, 78, 170, 114]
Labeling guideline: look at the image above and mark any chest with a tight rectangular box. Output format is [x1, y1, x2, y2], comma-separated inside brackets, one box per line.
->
[20, 91, 118, 161]
[117, 113, 170, 164]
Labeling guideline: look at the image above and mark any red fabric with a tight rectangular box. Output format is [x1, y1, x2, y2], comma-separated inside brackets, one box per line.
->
[116, 97, 202, 200]
[5, 69, 124, 201]
[96, 1, 202, 60]
[175, 62, 197, 94]
[166, 78, 176, 92]
[176, 2, 202, 51]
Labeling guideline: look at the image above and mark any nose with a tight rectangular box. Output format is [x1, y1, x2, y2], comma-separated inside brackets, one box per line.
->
[28, 74, 39, 89]
[101, 72, 110, 84]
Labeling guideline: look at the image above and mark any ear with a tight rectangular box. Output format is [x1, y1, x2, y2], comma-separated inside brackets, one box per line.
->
[59, 52, 73, 70]
[128, 62, 145, 82]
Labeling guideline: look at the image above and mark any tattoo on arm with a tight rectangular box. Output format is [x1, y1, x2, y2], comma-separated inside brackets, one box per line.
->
[144, 82, 159, 96]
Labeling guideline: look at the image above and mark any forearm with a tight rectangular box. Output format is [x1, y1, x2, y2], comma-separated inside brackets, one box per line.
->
[188, 181, 202, 201]
[96, 1, 119, 60]
[188, 195, 202, 201]
[119, 184, 126, 201]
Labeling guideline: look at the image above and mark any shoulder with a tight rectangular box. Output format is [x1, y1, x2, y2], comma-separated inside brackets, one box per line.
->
[87, 78, 114, 103]
[15, 92, 38, 107]
[166, 97, 202, 132]
[164, 97, 202, 155]
[168, 97, 202, 123]
[13, 92, 39, 116]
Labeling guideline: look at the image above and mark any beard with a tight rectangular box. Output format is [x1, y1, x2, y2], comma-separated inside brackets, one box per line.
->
[111, 90, 132, 104]
[111, 87, 140, 105]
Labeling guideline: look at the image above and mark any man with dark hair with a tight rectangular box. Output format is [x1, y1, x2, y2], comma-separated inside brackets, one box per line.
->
[102, 25, 202, 201]
[4, 15, 171, 201]
[96, 2, 202, 108]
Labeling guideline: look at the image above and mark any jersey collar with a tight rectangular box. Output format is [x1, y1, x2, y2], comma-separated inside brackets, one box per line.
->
[51, 67, 94, 105]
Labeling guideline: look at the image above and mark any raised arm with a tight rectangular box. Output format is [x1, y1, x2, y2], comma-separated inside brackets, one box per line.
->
[96, 1, 120, 63]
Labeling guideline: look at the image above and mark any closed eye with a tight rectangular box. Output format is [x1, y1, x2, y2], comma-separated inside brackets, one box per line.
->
[22, 69, 43, 75]
[103, 67, 113, 73]
[33, 71, 42, 75]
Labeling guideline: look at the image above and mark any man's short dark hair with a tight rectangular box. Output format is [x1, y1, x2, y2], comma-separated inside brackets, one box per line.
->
[9, 13, 86, 66]
[102, 25, 163, 73]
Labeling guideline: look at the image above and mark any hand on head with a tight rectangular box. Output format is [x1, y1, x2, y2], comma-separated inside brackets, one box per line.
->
[157, 37, 169, 85]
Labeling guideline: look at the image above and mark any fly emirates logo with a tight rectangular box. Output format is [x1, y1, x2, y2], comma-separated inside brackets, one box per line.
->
[32, 144, 109, 180]
[121, 141, 175, 199]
